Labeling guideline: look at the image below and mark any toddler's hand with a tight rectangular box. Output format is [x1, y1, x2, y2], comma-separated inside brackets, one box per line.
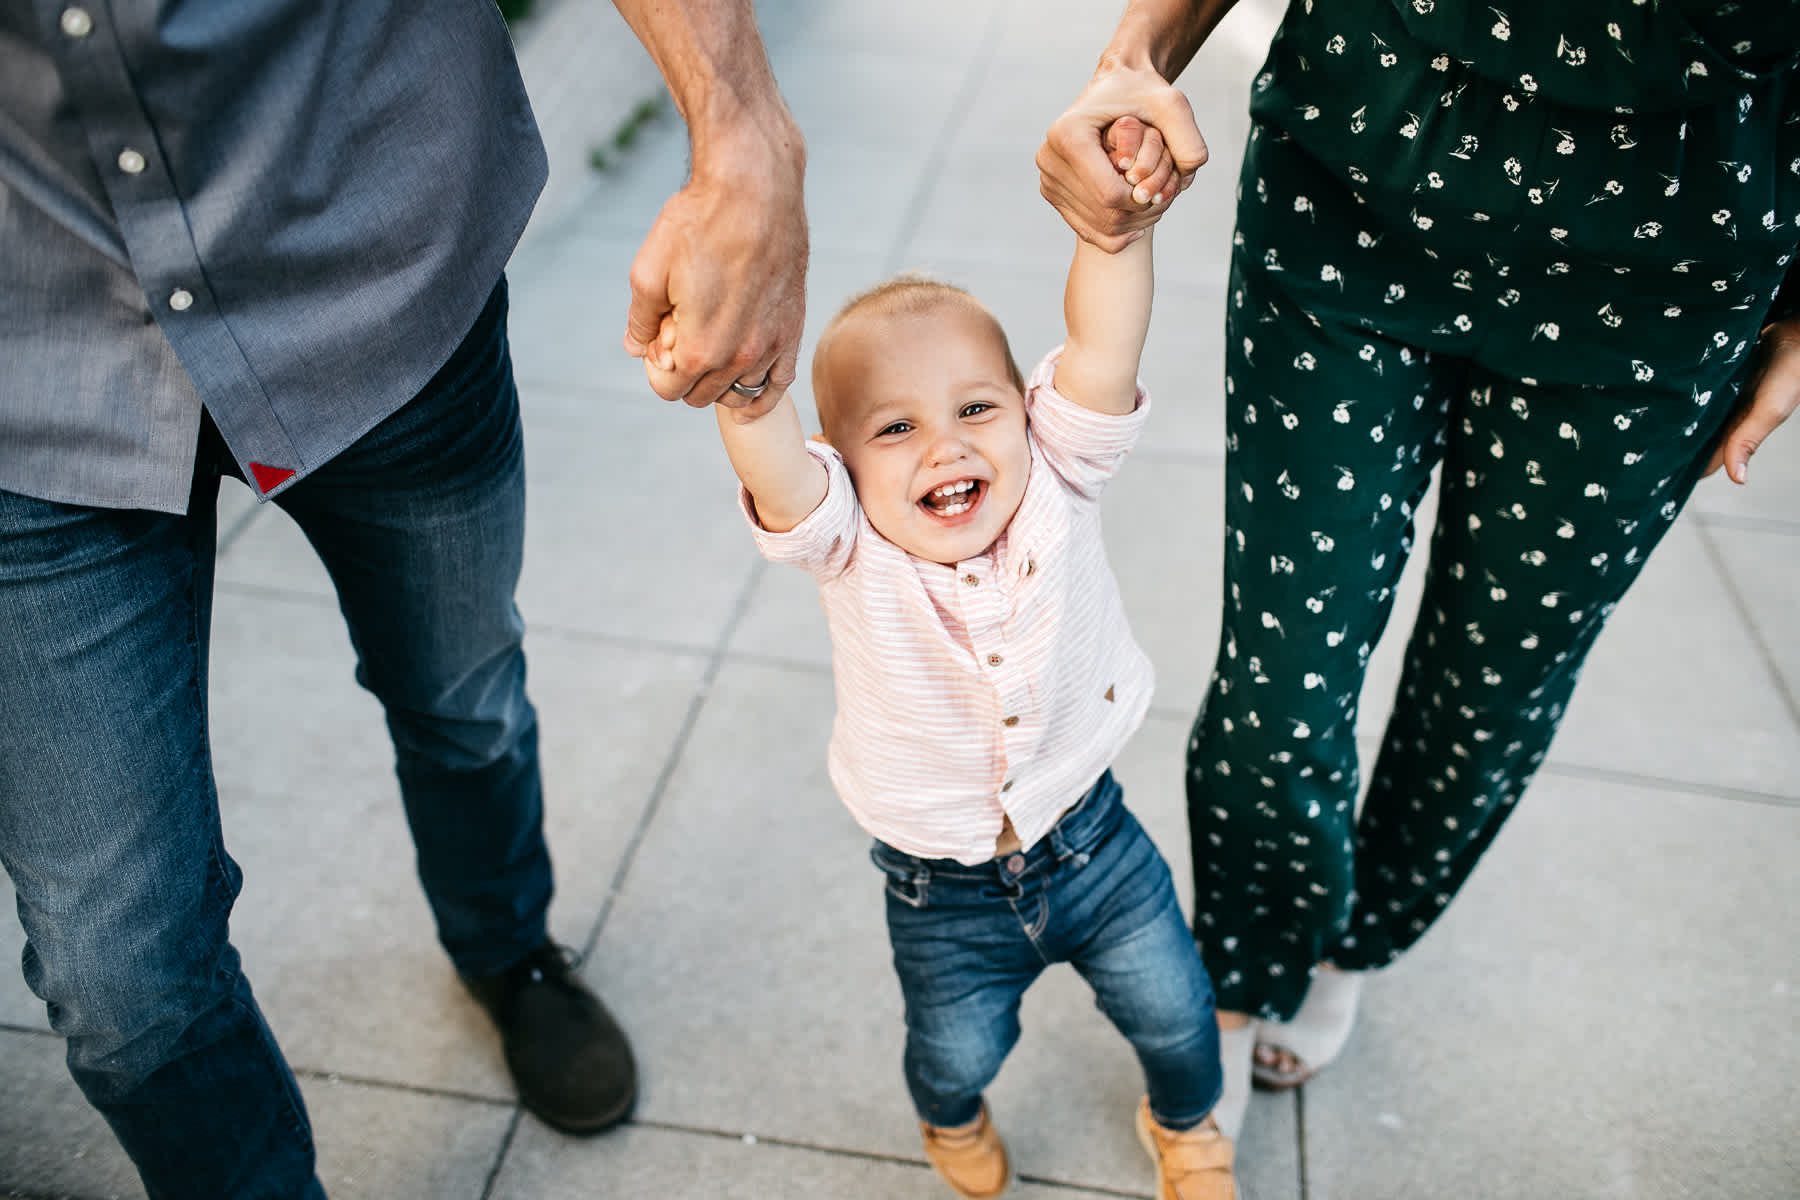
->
[641, 315, 703, 407]
[1105, 116, 1176, 211]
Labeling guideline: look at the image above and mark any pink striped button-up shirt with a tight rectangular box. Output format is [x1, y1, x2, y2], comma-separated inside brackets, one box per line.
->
[743, 350, 1154, 865]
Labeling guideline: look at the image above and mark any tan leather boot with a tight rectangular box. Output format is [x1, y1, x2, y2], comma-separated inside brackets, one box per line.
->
[920, 1102, 1011, 1198]
[1135, 1096, 1236, 1200]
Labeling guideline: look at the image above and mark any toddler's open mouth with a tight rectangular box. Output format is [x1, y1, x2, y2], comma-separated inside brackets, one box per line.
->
[920, 478, 983, 518]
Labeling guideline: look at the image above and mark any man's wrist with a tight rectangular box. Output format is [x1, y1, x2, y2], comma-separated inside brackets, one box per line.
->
[689, 101, 805, 188]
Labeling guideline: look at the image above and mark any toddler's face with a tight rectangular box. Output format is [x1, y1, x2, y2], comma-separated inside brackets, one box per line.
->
[819, 305, 1029, 565]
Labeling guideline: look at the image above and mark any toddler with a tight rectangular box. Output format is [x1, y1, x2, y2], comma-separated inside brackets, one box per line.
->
[659, 135, 1232, 1200]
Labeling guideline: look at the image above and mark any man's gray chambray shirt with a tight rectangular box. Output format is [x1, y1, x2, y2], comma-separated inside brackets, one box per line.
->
[0, 0, 548, 513]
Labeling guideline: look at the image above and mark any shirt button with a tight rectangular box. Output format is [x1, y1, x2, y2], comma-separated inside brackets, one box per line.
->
[1005, 854, 1026, 875]
[1002, 715, 1019, 727]
[1001, 779, 1014, 792]
[1025, 559, 1037, 576]
[962, 573, 980, 586]
[168, 288, 194, 311]
[60, 6, 93, 37]
[117, 148, 146, 174]
[987, 654, 1003, 667]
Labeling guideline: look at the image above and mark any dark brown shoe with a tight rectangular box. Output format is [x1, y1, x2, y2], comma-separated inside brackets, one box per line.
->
[465, 943, 636, 1135]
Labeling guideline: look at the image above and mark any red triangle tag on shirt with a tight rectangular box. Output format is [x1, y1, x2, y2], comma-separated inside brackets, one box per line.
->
[248, 462, 297, 493]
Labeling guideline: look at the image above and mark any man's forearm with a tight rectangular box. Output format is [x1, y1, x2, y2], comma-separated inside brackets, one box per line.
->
[609, 0, 797, 159]
[613, 0, 808, 406]
[1101, 0, 1241, 81]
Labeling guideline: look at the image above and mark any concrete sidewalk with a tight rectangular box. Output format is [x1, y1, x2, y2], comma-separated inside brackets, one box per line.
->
[4, 1, 1798, 1196]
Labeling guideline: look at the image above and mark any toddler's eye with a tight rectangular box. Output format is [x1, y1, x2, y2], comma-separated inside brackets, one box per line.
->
[960, 401, 995, 418]
[877, 421, 912, 437]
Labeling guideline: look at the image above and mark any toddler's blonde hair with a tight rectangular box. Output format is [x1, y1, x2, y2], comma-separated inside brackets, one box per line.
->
[811, 273, 1025, 445]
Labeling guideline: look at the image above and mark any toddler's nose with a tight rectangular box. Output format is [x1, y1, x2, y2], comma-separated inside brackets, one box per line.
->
[926, 432, 970, 467]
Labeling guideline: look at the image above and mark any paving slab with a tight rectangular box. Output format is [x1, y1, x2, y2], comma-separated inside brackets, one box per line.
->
[768, 43, 973, 156]
[505, 231, 668, 401]
[1105, 456, 1230, 722]
[1550, 515, 1800, 798]
[300, 1072, 516, 1200]
[508, 0, 666, 250]
[491, 1118, 1126, 1200]
[905, 144, 1117, 278]
[1701, 522, 1800, 726]
[0, 1029, 142, 1200]
[803, 141, 945, 260]
[512, 409, 759, 646]
[206, 581, 706, 1097]
[1298, 770, 1800, 1199]
[770, 0, 1006, 59]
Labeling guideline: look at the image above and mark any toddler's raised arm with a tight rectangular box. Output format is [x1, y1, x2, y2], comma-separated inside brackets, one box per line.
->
[1050, 116, 1164, 415]
[1052, 222, 1155, 418]
[713, 394, 828, 532]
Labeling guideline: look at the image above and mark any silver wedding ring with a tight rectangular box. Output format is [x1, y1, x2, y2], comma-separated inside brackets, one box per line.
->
[728, 372, 771, 399]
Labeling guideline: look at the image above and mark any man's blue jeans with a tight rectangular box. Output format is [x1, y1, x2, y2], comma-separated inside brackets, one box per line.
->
[872, 771, 1223, 1133]
[0, 278, 551, 1199]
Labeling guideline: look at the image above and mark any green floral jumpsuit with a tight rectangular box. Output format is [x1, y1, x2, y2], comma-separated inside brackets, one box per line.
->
[1188, 0, 1800, 1019]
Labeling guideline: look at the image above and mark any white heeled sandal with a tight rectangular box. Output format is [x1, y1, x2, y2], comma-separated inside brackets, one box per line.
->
[1250, 967, 1363, 1090]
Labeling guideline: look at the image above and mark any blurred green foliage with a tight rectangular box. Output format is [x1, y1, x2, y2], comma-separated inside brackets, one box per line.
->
[589, 96, 667, 173]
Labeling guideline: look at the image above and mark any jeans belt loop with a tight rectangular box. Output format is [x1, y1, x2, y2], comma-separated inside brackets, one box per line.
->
[1050, 788, 1095, 868]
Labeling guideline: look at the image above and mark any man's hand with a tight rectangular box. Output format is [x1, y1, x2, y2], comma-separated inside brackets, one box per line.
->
[1038, 61, 1206, 251]
[623, 116, 807, 412]
[610, 0, 808, 411]
[1706, 318, 1800, 485]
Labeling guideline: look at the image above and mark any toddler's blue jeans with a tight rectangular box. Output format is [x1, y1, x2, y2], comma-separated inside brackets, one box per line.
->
[872, 771, 1222, 1133]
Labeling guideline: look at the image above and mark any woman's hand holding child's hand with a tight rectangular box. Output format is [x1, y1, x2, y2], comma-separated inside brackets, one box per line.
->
[1104, 116, 1178, 211]
[1039, 66, 1205, 252]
